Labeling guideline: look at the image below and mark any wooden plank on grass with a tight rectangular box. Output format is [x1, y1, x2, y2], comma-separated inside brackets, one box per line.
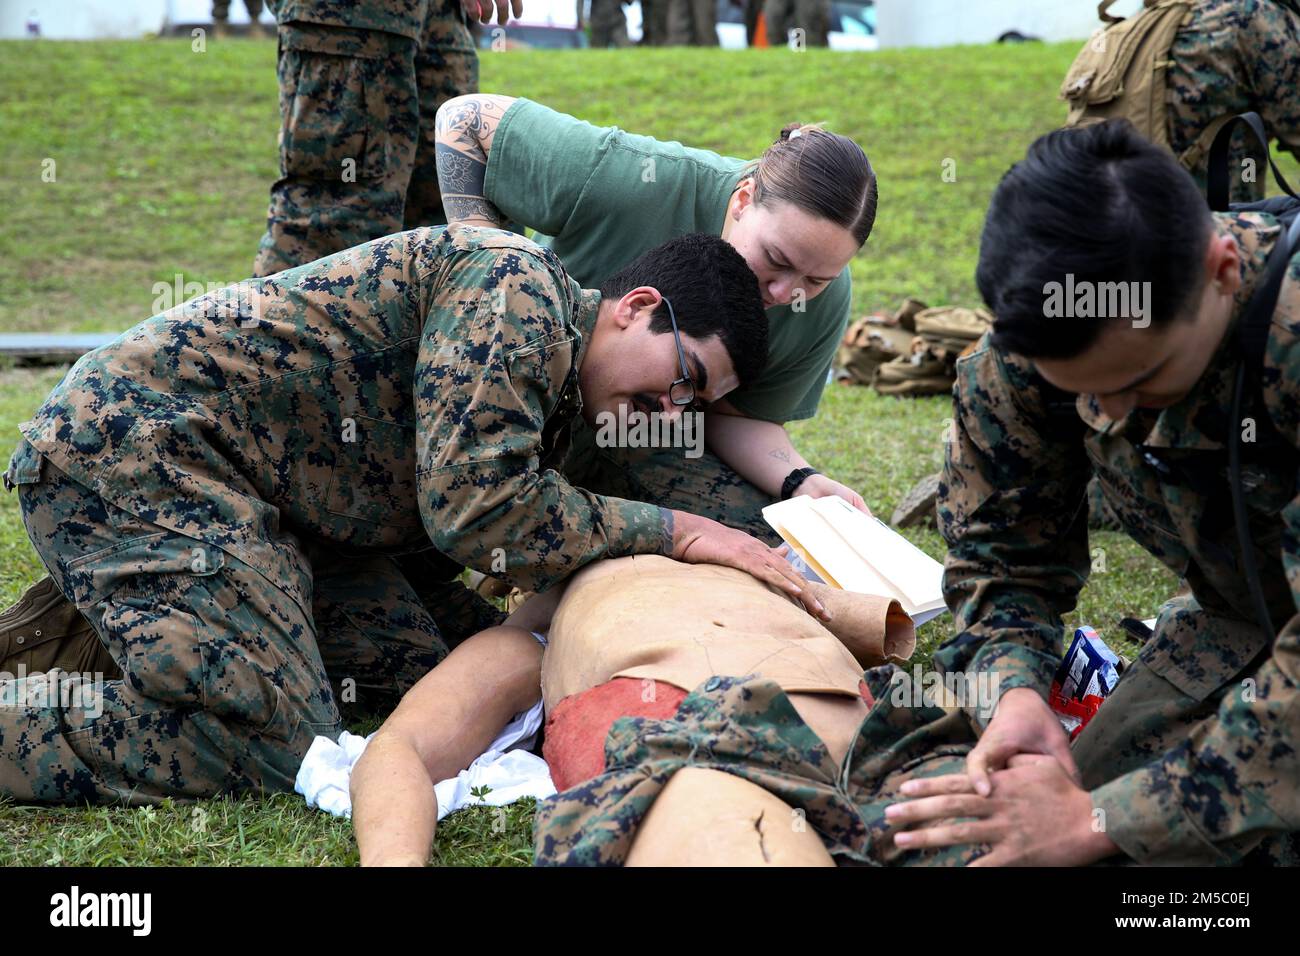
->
[0, 334, 117, 364]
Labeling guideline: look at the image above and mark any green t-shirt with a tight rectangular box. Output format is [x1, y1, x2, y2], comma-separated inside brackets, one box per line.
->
[483, 98, 853, 422]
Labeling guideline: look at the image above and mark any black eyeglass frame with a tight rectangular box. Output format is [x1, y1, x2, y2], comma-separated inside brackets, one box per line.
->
[662, 296, 697, 409]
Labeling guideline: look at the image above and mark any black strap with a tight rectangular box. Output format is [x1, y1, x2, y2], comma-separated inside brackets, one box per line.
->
[1228, 209, 1300, 637]
[1207, 111, 1299, 212]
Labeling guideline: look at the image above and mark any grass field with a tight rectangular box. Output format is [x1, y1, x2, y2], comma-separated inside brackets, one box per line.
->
[0, 36, 1291, 866]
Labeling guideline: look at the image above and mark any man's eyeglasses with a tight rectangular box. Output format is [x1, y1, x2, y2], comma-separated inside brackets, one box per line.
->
[663, 296, 697, 409]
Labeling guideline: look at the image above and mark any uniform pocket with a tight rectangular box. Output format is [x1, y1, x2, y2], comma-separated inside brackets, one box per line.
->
[277, 26, 411, 183]
[1140, 599, 1273, 702]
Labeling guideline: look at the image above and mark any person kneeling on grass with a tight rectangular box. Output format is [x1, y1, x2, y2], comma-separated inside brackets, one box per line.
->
[1, 225, 825, 806]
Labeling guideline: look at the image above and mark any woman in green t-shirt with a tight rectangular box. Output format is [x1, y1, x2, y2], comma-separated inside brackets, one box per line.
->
[433, 94, 878, 542]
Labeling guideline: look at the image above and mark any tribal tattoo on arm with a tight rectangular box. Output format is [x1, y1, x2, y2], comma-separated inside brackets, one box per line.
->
[434, 95, 513, 227]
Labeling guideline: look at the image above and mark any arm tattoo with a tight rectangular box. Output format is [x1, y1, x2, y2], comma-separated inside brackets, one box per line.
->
[659, 507, 675, 556]
[436, 141, 503, 226]
[769, 448, 792, 464]
[434, 96, 504, 151]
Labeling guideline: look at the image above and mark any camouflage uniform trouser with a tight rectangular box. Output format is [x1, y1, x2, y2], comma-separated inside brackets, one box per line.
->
[562, 417, 781, 547]
[666, 0, 716, 46]
[212, 0, 265, 20]
[639, 0, 670, 44]
[253, 1, 478, 277]
[534, 619, 1300, 865]
[0, 441, 497, 805]
[762, 0, 829, 47]
[589, 0, 630, 47]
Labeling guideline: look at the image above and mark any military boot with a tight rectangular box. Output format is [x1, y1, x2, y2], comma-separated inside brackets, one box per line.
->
[0, 576, 121, 680]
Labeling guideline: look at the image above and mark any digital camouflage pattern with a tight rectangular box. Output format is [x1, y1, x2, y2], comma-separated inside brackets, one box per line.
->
[935, 209, 1300, 864]
[533, 669, 983, 866]
[253, 0, 479, 277]
[1167, 0, 1300, 202]
[1, 224, 667, 804]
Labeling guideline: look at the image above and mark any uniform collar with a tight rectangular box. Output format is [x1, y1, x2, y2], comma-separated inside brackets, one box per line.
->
[570, 285, 602, 374]
[1074, 211, 1283, 450]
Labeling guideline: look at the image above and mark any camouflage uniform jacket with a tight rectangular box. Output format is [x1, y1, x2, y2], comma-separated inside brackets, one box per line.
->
[1166, 0, 1300, 201]
[937, 209, 1300, 862]
[14, 225, 666, 603]
[267, 0, 432, 39]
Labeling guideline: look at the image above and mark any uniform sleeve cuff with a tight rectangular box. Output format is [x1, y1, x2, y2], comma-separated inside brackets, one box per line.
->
[1090, 768, 1225, 865]
[600, 498, 671, 558]
[963, 643, 1058, 729]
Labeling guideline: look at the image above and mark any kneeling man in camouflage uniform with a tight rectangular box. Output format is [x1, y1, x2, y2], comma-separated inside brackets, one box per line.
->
[884, 120, 1299, 865]
[0, 225, 814, 805]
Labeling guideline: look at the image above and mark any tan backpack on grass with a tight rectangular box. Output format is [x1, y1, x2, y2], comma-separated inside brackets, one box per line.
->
[834, 297, 927, 386]
[844, 303, 991, 398]
[1060, 0, 1233, 176]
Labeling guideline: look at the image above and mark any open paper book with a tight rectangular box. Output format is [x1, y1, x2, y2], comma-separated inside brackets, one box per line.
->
[763, 495, 949, 627]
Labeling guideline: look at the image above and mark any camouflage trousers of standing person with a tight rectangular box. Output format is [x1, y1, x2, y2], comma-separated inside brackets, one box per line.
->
[534, 603, 1300, 865]
[666, 0, 717, 46]
[562, 417, 781, 547]
[762, 0, 829, 47]
[638, 0, 671, 44]
[589, 0, 630, 47]
[252, 1, 479, 277]
[213, 0, 265, 20]
[0, 441, 498, 805]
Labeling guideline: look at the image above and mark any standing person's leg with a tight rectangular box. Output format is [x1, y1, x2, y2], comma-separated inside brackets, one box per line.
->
[1, 446, 341, 805]
[243, 0, 272, 37]
[589, 0, 630, 47]
[642, 0, 670, 45]
[253, 23, 420, 277]
[793, 0, 829, 46]
[666, 0, 691, 44]
[563, 419, 781, 545]
[762, 0, 791, 46]
[212, 0, 232, 37]
[403, 0, 480, 230]
[689, 0, 717, 46]
[743, 0, 760, 45]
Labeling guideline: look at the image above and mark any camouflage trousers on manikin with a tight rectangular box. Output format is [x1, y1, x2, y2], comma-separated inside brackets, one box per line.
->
[562, 416, 782, 547]
[0, 442, 500, 805]
[253, 1, 479, 277]
[535, 595, 1299, 865]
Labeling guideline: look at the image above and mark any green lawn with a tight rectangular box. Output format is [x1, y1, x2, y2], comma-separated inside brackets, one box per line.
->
[0, 37, 1288, 866]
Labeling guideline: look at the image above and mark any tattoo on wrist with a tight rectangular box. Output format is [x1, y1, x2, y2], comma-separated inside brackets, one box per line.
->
[659, 508, 675, 555]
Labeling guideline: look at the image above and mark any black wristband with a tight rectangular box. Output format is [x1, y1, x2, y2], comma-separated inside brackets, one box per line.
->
[780, 467, 819, 501]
